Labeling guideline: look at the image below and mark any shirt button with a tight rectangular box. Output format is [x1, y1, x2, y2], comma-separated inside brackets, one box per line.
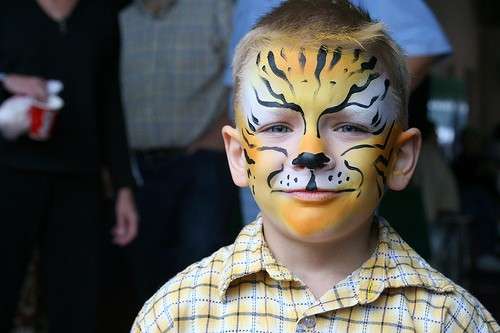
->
[295, 326, 306, 333]
[302, 316, 316, 328]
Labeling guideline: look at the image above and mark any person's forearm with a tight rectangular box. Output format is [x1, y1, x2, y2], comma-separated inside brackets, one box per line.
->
[188, 89, 230, 152]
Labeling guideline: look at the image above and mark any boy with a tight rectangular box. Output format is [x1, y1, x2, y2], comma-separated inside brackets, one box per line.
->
[132, 1, 499, 332]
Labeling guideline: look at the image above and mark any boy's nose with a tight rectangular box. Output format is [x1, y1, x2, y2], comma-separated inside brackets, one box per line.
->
[292, 152, 331, 170]
[298, 134, 324, 154]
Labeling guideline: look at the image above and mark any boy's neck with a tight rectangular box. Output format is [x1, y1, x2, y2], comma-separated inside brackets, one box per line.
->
[262, 216, 378, 299]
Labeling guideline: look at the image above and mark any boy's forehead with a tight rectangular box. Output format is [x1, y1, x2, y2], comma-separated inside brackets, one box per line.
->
[254, 44, 375, 75]
[238, 43, 394, 121]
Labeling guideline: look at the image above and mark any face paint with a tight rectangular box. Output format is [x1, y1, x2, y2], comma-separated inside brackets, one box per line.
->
[236, 44, 402, 240]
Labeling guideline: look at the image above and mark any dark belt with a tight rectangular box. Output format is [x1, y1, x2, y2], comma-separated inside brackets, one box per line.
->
[134, 147, 186, 159]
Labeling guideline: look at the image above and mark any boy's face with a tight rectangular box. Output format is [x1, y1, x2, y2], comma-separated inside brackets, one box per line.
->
[232, 44, 407, 241]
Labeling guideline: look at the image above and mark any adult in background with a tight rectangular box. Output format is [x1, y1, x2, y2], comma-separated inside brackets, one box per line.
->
[453, 128, 500, 272]
[226, 0, 452, 224]
[0, 1, 138, 332]
[120, 0, 236, 306]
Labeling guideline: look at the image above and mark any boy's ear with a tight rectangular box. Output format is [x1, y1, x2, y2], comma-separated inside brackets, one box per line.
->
[222, 125, 248, 187]
[387, 128, 422, 191]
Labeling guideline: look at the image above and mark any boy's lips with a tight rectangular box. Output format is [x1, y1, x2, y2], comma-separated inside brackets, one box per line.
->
[285, 190, 339, 202]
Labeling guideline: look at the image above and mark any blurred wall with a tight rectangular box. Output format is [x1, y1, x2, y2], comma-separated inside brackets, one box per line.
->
[427, 0, 500, 132]
[478, 27, 500, 131]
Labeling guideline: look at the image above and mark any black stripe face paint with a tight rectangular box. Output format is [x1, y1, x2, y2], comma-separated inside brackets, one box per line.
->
[267, 164, 284, 188]
[267, 51, 295, 95]
[305, 170, 317, 191]
[371, 111, 380, 126]
[247, 118, 256, 132]
[280, 48, 287, 61]
[242, 130, 255, 148]
[257, 146, 288, 157]
[253, 82, 306, 134]
[329, 47, 342, 70]
[314, 46, 328, 87]
[251, 113, 260, 125]
[353, 49, 361, 62]
[299, 48, 307, 70]
[381, 79, 391, 100]
[244, 149, 255, 165]
[361, 56, 377, 71]
[316, 73, 381, 138]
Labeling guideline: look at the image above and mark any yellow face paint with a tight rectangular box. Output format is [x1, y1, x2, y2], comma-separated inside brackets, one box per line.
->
[236, 44, 402, 240]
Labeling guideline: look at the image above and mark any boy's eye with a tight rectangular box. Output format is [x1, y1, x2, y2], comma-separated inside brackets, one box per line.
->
[334, 124, 367, 133]
[264, 124, 292, 133]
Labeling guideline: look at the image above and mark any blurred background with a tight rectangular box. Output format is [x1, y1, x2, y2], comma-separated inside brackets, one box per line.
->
[2, 0, 499, 332]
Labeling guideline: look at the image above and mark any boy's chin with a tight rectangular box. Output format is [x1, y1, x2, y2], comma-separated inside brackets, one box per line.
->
[262, 208, 375, 244]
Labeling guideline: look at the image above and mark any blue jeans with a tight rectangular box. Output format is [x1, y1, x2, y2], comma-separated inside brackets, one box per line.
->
[128, 149, 239, 304]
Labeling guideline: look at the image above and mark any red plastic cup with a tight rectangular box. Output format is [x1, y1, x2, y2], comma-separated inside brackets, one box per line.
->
[28, 96, 63, 141]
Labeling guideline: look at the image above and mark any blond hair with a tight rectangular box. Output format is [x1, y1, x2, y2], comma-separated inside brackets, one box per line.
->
[232, 0, 409, 127]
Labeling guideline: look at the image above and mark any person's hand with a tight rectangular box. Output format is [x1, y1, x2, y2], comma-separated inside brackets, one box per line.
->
[112, 187, 139, 246]
[2, 74, 48, 101]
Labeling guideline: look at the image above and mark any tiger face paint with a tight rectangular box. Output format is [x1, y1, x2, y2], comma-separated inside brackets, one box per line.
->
[235, 45, 403, 241]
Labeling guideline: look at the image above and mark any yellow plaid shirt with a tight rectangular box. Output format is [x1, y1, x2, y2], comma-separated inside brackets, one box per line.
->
[132, 217, 499, 332]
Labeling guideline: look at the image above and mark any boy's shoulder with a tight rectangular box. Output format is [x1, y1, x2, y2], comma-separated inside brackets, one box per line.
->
[131, 245, 230, 332]
[369, 219, 499, 332]
[438, 283, 500, 332]
[131, 221, 265, 332]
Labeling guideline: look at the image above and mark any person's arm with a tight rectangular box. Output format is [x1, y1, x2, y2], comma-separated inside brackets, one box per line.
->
[359, 0, 452, 91]
[187, 90, 230, 153]
[187, 0, 233, 153]
[100, 6, 138, 246]
[1, 74, 47, 100]
[362, 0, 452, 55]
[0, 6, 50, 102]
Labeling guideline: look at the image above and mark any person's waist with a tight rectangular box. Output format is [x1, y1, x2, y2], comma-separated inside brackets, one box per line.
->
[134, 147, 186, 159]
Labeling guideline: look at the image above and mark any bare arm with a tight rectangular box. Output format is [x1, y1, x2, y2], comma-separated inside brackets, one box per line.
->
[2, 74, 47, 100]
[187, 88, 230, 153]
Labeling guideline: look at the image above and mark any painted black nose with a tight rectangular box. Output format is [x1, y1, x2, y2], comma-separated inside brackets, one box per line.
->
[292, 152, 330, 169]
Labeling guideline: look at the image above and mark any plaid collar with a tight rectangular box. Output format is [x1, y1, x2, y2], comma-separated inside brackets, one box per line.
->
[218, 216, 454, 310]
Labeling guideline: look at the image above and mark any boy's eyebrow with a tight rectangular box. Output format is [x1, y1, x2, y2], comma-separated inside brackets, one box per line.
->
[252, 85, 303, 113]
[257, 77, 302, 113]
[320, 73, 381, 115]
[340, 121, 396, 157]
[315, 73, 381, 137]
[253, 78, 307, 133]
